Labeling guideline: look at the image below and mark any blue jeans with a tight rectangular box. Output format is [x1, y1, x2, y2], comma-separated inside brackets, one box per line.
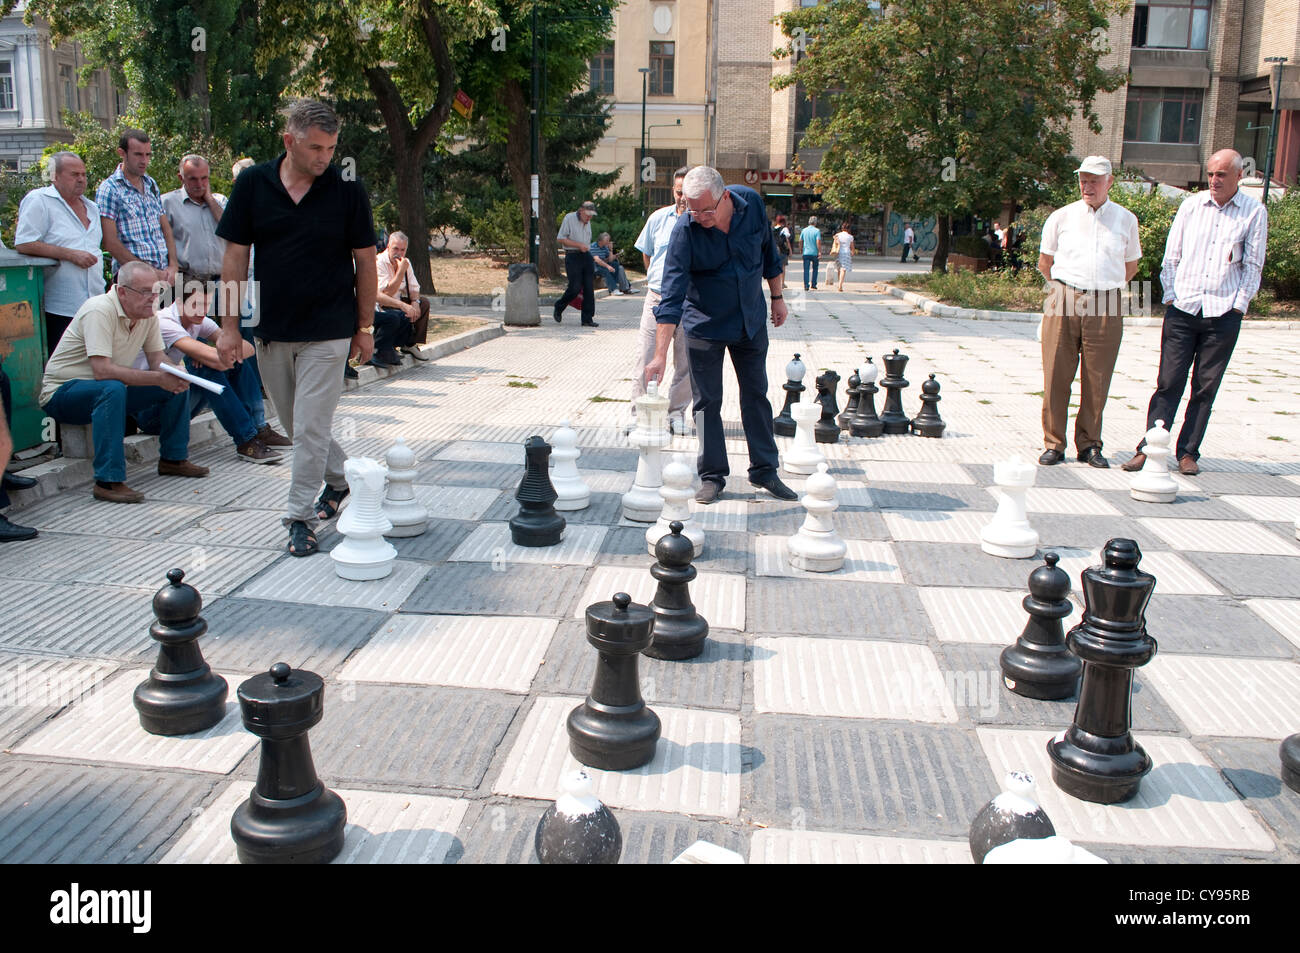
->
[600, 261, 628, 293]
[802, 255, 819, 289]
[136, 359, 261, 448]
[686, 325, 779, 489]
[43, 379, 190, 482]
[238, 319, 266, 429]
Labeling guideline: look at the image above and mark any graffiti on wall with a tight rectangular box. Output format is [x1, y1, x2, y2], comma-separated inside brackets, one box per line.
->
[886, 213, 937, 253]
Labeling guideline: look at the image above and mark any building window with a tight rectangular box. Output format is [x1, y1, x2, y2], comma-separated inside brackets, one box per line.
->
[115, 88, 128, 115]
[649, 42, 674, 96]
[1132, 0, 1210, 51]
[1124, 87, 1202, 144]
[589, 43, 614, 96]
[0, 61, 13, 111]
[1233, 104, 1269, 171]
[59, 64, 77, 113]
[0, 158, 18, 171]
[88, 80, 102, 118]
[636, 148, 686, 208]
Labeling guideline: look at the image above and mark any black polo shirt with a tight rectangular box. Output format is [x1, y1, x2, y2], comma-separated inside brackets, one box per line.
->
[217, 154, 377, 342]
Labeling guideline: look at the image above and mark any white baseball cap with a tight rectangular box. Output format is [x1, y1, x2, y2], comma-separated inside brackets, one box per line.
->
[1075, 156, 1113, 176]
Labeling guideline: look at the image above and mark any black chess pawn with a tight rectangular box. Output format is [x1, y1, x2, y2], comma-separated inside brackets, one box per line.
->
[133, 568, 228, 736]
[510, 434, 565, 546]
[1282, 734, 1300, 794]
[838, 368, 861, 432]
[814, 369, 842, 444]
[773, 353, 806, 438]
[850, 358, 884, 438]
[230, 662, 347, 864]
[1000, 553, 1081, 700]
[1047, 539, 1158, 804]
[535, 770, 623, 864]
[910, 373, 947, 438]
[968, 771, 1057, 864]
[645, 521, 710, 661]
[879, 348, 911, 434]
[567, 592, 661, 771]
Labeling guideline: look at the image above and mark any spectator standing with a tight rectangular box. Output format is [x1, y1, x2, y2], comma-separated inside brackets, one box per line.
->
[553, 200, 599, 327]
[901, 223, 916, 263]
[799, 216, 822, 291]
[96, 129, 177, 284]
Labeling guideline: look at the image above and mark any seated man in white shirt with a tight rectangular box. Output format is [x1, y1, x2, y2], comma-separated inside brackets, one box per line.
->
[132, 286, 283, 464]
[374, 231, 430, 362]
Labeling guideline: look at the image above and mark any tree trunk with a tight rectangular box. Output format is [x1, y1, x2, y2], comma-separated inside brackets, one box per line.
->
[189, 52, 211, 134]
[502, 78, 559, 280]
[932, 214, 951, 273]
[392, 153, 433, 292]
[536, 136, 560, 281]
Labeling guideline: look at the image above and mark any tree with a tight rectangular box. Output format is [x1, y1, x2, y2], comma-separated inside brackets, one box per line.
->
[774, 0, 1128, 271]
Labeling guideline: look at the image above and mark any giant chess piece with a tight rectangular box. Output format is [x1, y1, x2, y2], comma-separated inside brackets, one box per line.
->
[838, 367, 861, 432]
[230, 662, 347, 864]
[645, 521, 710, 661]
[968, 771, 1056, 864]
[879, 348, 911, 434]
[1047, 538, 1158, 804]
[332, 456, 397, 580]
[910, 374, 947, 438]
[510, 435, 566, 546]
[849, 359, 884, 438]
[981, 457, 1040, 559]
[1282, 734, 1300, 794]
[773, 353, 806, 438]
[1000, 553, 1081, 700]
[552, 420, 592, 512]
[623, 382, 671, 522]
[1130, 419, 1178, 504]
[534, 769, 622, 864]
[787, 463, 848, 572]
[133, 568, 228, 736]
[782, 399, 825, 475]
[647, 455, 703, 557]
[381, 438, 429, 537]
[567, 592, 661, 770]
[814, 369, 842, 444]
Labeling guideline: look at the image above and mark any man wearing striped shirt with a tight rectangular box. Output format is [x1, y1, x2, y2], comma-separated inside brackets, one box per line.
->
[1122, 150, 1267, 476]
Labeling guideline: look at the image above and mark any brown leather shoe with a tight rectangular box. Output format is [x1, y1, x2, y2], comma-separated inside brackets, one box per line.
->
[256, 424, 292, 448]
[236, 438, 283, 465]
[1120, 452, 1147, 472]
[93, 482, 144, 504]
[1178, 455, 1199, 476]
[158, 459, 210, 478]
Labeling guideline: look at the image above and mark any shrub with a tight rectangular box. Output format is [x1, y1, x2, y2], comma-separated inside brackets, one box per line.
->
[952, 235, 990, 259]
[468, 199, 528, 261]
[1263, 190, 1300, 299]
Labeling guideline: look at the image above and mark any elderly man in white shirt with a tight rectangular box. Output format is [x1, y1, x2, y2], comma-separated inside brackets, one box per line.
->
[1036, 155, 1141, 469]
[14, 151, 106, 353]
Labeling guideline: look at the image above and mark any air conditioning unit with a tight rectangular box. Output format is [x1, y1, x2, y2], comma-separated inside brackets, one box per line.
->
[745, 153, 758, 170]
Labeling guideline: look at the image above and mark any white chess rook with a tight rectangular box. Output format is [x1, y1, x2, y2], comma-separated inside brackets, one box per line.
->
[981, 457, 1040, 559]
[648, 454, 704, 556]
[552, 420, 592, 511]
[782, 399, 825, 475]
[1130, 420, 1178, 504]
[381, 438, 429, 537]
[787, 463, 847, 572]
[332, 457, 398, 580]
[623, 381, 671, 522]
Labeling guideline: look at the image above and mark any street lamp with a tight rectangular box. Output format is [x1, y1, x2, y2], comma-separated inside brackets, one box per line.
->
[1263, 56, 1288, 205]
[639, 67, 652, 211]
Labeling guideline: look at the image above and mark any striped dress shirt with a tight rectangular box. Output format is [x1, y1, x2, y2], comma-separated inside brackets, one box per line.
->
[1161, 189, 1268, 318]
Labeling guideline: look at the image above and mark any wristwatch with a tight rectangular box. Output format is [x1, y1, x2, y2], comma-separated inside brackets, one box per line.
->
[770, 294, 783, 300]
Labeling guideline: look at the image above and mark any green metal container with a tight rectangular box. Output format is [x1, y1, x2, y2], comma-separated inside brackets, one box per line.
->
[0, 248, 57, 452]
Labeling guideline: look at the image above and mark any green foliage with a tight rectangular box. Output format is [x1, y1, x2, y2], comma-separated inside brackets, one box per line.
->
[0, 167, 46, 247]
[1263, 190, 1300, 299]
[895, 268, 1047, 312]
[952, 235, 990, 259]
[586, 185, 646, 273]
[1111, 180, 1180, 302]
[468, 198, 529, 260]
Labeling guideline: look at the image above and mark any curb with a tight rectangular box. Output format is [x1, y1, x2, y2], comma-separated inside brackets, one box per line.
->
[428, 277, 648, 310]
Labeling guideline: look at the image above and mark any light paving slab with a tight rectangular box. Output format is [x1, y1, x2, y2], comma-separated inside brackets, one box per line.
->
[434, 440, 527, 465]
[749, 829, 971, 864]
[414, 485, 502, 522]
[493, 695, 742, 818]
[884, 509, 989, 544]
[575, 565, 745, 630]
[1051, 548, 1222, 596]
[237, 556, 428, 611]
[692, 500, 748, 533]
[919, 586, 1083, 644]
[977, 728, 1276, 851]
[17, 497, 211, 540]
[449, 522, 606, 566]
[0, 652, 119, 747]
[1245, 599, 1300, 650]
[861, 461, 975, 485]
[1137, 517, 1300, 556]
[1071, 466, 1197, 494]
[169, 508, 298, 550]
[754, 536, 904, 584]
[990, 486, 1122, 516]
[1142, 655, 1300, 739]
[1219, 495, 1300, 524]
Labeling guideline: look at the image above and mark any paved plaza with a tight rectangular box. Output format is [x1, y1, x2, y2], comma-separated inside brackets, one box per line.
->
[1, 263, 1298, 864]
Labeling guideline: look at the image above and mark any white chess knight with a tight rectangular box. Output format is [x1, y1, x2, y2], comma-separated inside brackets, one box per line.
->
[981, 457, 1040, 559]
[648, 454, 704, 556]
[787, 463, 847, 572]
[1129, 420, 1178, 504]
[551, 420, 591, 511]
[782, 399, 825, 475]
[381, 438, 429, 537]
[332, 457, 397, 580]
[623, 381, 671, 522]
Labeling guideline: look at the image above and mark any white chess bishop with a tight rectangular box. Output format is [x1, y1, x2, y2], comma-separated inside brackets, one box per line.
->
[381, 438, 429, 537]
[787, 463, 847, 572]
[551, 420, 591, 511]
[623, 381, 670, 522]
[332, 457, 397, 580]
[782, 399, 825, 476]
[1129, 420, 1178, 504]
[981, 457, 1039, 559]
[647, 454, 704, 556]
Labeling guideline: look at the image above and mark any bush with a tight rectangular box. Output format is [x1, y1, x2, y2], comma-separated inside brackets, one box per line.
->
[468, 199, 528, 261]
[1111, 181, 1180, 303]
[590, 185, 647, 273]
[952, 235, 990, 259]
[1263, 190, 1300, 299]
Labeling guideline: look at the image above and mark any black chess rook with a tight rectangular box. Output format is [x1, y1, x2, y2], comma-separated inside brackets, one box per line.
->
[910, 373, 946, 438]
[1000, 553, 1081, 700]
[879, 348, 911, 434]
[133, 568, 228, 736]
[849, 357, 884, 438]
[773, 353, 805, 438]
[645, 521, 710, 660]
[814, 369, 842, 444]
[510, 434, 566, 547]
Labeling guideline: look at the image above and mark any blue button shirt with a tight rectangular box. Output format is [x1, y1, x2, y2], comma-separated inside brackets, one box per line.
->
[653, 185, 782, 341]
[635, 203, 684, 293]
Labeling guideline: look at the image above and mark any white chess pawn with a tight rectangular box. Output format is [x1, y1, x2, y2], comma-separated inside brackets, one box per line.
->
[623, 381, 671, 522]
[332, 457, 397, 580]
[1129, 420, 1178, 504]
[782, 399, 825, 475]
[551, 420, 591, 511]
[382, 438, 429, 537]
[647, 454, 704, 556]
[980, 457, 1039, 559]
[787, 463, 847, 572]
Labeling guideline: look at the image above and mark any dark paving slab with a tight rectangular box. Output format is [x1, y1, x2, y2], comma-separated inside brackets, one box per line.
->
[1202, 738, 1300, 853]
[1034, 512, 1166, 553]
[578, 447, 641, 471]
[1181, 472, 1300, 497]
[402, 563, 591, 617]
[747, 578, 933, 641]
[1143, 594, 1298, 658]
[894, 541, 1044, 589]
[1096, 489, 1253, 520]
[196, 598, 387, 675]
[386, 518, 477, 563]
[963, 462, 1090, 490]
[414, 460, 520, 489]
[1182, 553, 1300, 598]
[871, 483, 997, 512]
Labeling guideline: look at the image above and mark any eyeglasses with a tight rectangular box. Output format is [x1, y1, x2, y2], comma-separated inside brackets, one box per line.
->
[689, 191, 726, 220]
[118, 285, 160, 299]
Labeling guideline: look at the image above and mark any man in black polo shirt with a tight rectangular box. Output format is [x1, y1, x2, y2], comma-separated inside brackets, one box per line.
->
[215, 99, 378, 557]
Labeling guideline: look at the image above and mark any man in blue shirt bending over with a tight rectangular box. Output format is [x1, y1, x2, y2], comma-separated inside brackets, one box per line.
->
[645, 165, 797, 505]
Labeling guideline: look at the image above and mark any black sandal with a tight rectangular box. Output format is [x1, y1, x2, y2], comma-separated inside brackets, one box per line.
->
[287, 520, 318, 557]
[314, 485, 349, 521]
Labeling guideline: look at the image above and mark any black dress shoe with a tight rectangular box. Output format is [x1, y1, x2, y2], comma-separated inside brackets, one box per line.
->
[553, 305, 564, 323]
[379, 348, 403, 366]
[752, 475, 799, 501]
[0, 513, 37, 542]
[2, 472, 37, 491]
[1077, 446, 1109, 468]
[695, 480, 722, 505]
[1037, 449, 1064, 466]
[581, 321, 599, 328]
